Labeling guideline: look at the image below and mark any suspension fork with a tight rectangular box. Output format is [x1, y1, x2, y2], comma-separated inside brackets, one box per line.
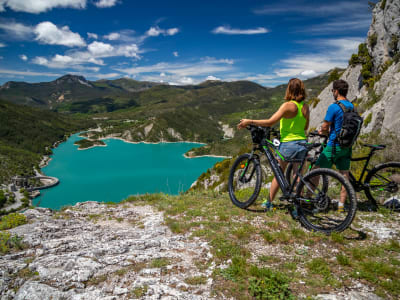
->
[239, 150, 257, 182]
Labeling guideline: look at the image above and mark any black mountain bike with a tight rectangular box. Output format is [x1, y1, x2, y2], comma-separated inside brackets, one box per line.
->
[228, 126, 357, 233]
[285, 132, 400, 210]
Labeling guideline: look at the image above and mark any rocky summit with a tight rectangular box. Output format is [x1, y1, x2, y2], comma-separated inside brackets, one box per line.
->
[0, 202, 216, 300]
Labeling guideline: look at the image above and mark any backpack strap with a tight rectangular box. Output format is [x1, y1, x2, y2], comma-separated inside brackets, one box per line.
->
[335, 100, 353, 112]
[332, 101, 351, 157]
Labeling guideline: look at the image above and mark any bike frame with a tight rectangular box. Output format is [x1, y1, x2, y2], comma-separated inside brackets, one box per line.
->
[349, 149, 376, 191]
[250, 139, 309, 200]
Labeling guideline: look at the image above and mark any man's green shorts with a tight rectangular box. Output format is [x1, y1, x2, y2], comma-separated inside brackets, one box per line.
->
[315, 146, 352, 171]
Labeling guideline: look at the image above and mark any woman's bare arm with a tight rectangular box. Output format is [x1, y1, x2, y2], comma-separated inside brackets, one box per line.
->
[237, 102, 296, 129]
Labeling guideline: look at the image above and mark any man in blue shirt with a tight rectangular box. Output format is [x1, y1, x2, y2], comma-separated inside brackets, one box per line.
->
[316, 79, 354, 212]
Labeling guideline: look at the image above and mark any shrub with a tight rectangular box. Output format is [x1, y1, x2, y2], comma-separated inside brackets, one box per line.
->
[0, 190, 6, 208]
[0, 213, 27, 230]
[0, 232, 25, 254]
[368, 33, 378, 49]
[380, 0, 386, 10]
[248, 266, 295, 300]
[364, 113, 372, 127]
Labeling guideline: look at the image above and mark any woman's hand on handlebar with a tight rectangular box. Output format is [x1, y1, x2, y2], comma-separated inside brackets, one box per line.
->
[237, 119, 252, 130]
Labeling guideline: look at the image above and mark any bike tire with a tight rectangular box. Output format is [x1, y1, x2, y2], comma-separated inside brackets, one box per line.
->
[228, 154, 262, 209]
[295, 168, 357, 233]
[364, 162, 400, 207]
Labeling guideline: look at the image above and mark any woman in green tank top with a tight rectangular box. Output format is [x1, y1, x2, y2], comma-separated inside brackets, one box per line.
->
[237, 78, 310, 210]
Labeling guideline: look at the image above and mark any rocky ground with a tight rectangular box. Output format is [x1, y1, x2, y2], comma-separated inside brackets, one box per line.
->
[0, 202, 216, 300]
[1, 196, 399, 300]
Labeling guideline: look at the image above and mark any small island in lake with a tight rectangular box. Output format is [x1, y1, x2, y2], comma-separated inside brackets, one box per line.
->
[74, 139, 106, 150]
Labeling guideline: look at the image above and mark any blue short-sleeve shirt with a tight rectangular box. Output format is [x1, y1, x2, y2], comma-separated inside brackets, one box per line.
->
[324, 100, 354, 146]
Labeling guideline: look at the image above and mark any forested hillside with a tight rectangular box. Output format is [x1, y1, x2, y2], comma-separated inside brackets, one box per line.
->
[0, 99, 93, 183]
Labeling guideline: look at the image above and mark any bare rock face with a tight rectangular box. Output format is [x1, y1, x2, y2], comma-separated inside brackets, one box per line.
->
[367, 0, 400, 73]
[309, 65, 363, 130]
[0, 203, 217, 300]
[310, 0, 400, 137]
[361, 62, 400, 135]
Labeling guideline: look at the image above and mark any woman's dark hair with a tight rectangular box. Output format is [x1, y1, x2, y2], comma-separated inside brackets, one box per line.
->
[333, 79, 349, 97]
[284, 78, 306, 102]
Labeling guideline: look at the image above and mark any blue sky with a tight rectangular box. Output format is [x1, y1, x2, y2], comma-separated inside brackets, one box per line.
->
[0, 0, 372, 86]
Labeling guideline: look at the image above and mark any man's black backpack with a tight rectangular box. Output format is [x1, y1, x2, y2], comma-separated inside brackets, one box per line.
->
[334, 100, 363, 148]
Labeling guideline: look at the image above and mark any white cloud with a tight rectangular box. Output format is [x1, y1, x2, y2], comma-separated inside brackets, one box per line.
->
[88, 41, 114, 56]
[212, 26, 269, 35]
[94, 0, 118, 8]
[87, 32, 98, 39]
[0, 42, 5, 47]
[206, 75, 220, 81]
[254, 1, 367, 16]
[166, 28, 179, 36]
[0, 0, 87, 14]
[93, 72, 121, 79]
[300, 70, 317, 77]
[274, 37, 364, 78]
[104, 32, 120, 40]
[0, 20, 33, 39]
[34, 22, 86, 47]
[173, 51, 179, 57]
[116, 57, 235, 85]
[19, 54, 27, 61]
[0, 68, 61, 77]
[145, 26, 179, 37]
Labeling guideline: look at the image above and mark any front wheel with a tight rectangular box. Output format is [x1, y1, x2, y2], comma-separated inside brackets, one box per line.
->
[364, 162, 400, 208]
[295, 168, 357, 233]
[228, 154, 262, 209]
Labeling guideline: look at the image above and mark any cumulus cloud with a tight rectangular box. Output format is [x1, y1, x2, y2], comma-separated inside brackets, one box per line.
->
[206, 75, 220, 81]
[94, 0, 118, 8]
[87, 32, 98, 39]
[19, 54, 27, 61]
[173, 51, 179, 57]
[104, 32, 120, 40]
[88, 41, 114, 56]
[0, 20, 34, 39]
[300, 70, 317, 77]
[34, 22, 86, 47]
[32, 40, 140, 71]
[212, 26, 269, 35]
[145, 26, 179, 37]
[0, 0, 87, 14]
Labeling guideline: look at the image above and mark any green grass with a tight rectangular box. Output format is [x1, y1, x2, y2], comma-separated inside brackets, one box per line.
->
[120, 190, 400, 299]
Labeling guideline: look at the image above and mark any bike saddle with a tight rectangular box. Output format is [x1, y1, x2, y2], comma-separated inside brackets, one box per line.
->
[362, 144, 386, 150]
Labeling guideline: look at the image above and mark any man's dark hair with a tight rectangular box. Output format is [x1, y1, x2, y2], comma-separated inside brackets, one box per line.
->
[333, 79, 349, 97]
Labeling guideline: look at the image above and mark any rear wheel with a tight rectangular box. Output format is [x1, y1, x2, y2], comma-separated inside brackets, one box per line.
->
[228, 154, 262, 209]
[295, 168, 357, 233]
[364, 162, 400, 208]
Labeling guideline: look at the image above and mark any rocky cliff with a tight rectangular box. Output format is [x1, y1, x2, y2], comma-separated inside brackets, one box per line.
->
[309, 0, 400, 137]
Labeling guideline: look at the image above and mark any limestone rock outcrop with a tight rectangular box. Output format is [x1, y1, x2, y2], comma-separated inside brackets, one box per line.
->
[0, 203, 216, 300]
[309, 0, 400, 137]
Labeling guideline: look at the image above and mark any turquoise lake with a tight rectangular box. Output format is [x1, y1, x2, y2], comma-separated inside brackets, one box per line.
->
[34, 133, 224, 210]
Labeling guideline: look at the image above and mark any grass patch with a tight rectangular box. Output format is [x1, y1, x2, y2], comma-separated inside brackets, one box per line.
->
[150, 258, 170, 268]
[185, 275, 207, 285]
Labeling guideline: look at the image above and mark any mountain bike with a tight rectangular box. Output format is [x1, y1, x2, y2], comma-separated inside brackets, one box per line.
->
[228, 125, 357, 233]
[285, 132, 400, 210]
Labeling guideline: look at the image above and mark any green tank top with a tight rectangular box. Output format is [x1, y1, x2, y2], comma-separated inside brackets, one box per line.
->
[280, 100, 307, 143]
